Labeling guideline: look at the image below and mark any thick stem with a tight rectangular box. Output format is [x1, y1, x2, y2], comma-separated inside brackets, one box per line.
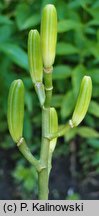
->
[44, 71, 53, 108]
[38, 108, 50, 200]
[38, 137, 49, 199]
[38, 68, 53, 199]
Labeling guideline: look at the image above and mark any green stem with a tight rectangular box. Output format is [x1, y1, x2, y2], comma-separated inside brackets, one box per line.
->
[44, 71, 53, 108]
[38, 137, 49, 199]
[17, 138, 43, 172]
[38, 108, 50, 200]
[45, 123, 71, 140]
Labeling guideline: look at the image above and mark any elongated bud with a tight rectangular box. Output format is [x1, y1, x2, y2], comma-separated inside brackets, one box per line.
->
[49, 107, 58, 153]
[28, 29, 43, 84]
[49, 108, 58, 135]
[28, 29, 45, 106]
[49, 108, 58, 175]
[42, 107, 58, 175]
[41, 4, 57, 70]
[42, 107, 58, 151]
[69, 76, 92, 128]
[7, 79, 24, 143]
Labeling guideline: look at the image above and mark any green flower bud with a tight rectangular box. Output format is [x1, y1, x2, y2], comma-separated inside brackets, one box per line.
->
[49, 107, 58, 153]
[49, 107, 58, 134]
[41, 4, 57, 69]
[28, 29, 45, 106]
[42, 107, 58, 135]
[28, 29, 43, 84]
[49, 107, 58, 175]
[69, 76, 92, 128]
[42, 107, 58, 175]
[7, 79, 24, 143]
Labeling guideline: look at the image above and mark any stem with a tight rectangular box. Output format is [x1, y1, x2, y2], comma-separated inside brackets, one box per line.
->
[46, 123, 71, 140]
[38, 137, 49, 199]
[38, 108, 50, 200]
[44, 71, 53, 108]
[17, 138, 43, 172]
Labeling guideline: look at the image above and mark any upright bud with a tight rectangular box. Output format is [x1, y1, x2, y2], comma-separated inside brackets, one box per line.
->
[28, 29, 45, 106]
[49, 107, 58, 153]
[49, 107, 58, 175]
[7, 79, 24, 143]
[69, 76, 92, 128]
[28, 29, 43, 84]
[41, 4, 57, 70]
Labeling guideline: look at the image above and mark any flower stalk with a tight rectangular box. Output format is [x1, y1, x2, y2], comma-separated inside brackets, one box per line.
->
[7, 4, 92, 200]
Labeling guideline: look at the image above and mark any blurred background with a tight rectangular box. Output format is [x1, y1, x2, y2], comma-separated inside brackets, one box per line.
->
[0, 0, 99, 200]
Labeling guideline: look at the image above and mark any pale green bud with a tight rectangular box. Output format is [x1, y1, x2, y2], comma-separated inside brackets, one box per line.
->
[42, 107, 58, 137]
[49, 107, 58, 153]
[69, 76, 92, 128]
[28, 29, 43, 83]
[28, 29, 45, 106]
[49, 107, 58, 175]
[41, 4, 57, 69]
[7, 79, 24, 143]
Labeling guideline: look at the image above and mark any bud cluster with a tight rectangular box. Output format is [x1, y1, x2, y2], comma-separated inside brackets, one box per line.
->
[28, 4, 57, 107]
[7, 4, 92, 197]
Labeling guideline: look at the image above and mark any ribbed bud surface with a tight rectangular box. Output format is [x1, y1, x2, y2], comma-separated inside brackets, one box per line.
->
[69, 76, 92, 128]
[7, 79, 24, 143]
[28, 29, 43, 83]
[41, 4, 57, 69]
